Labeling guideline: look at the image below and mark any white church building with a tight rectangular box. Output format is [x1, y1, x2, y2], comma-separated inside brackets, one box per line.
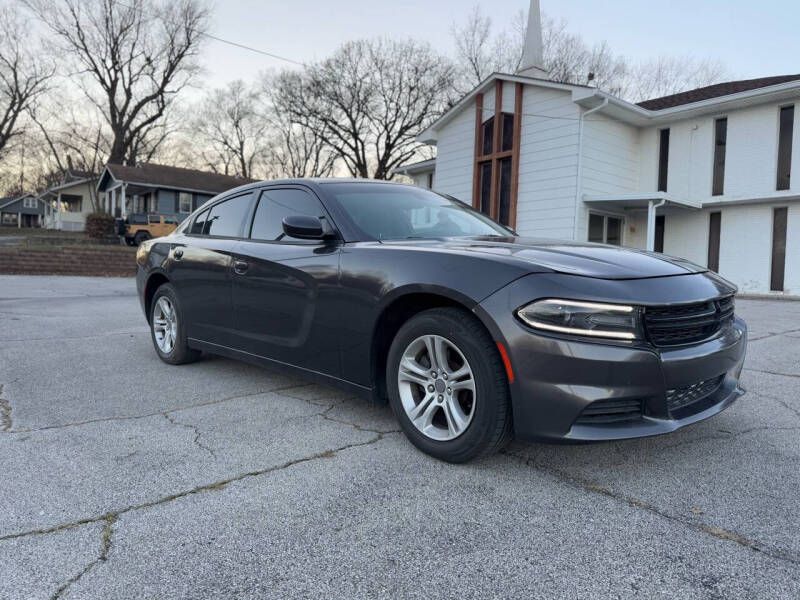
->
[396, 1, 799, 296]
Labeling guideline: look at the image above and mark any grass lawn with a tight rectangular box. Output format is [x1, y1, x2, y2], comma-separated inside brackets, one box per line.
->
[0, 226, 87, 238]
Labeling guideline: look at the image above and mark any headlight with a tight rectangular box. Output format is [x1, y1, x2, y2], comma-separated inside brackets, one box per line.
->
[136, 242, 148, 266]
[516, 299, 643, 340]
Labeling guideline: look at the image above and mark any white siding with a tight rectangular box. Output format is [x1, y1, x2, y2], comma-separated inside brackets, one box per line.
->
[577, 112, 641, 241]
[661, 209, 709, 266]
[432, 98, 475, 202]
[638, 101, 800, 204]
[410, 172, 433, 189]
[581, 113, 640, 196]
[515, 86, 580, 239]
[655, 203, 800, 295]
[718, 204, 778, 293]
[786, 204, 800, 294]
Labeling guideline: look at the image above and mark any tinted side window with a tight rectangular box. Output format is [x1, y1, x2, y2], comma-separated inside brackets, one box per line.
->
[204, 194, 252, 237]
[190, 208, 210, 234]
[250, 188, 326, 242]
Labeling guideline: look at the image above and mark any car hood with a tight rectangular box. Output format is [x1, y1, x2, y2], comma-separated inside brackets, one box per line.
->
[380, 236, 707, 280]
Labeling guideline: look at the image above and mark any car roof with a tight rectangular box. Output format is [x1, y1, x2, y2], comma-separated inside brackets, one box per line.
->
[227, 177, 411, 194]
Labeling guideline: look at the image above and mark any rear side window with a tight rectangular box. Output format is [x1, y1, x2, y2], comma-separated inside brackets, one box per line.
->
[250, 188, 326, 242]
[190, 208, 210, 234]
[164, 216, 177, 225]
[203, 194, 252, 237]
[128, 214, 147, 225]
[148, 215, 161, 224]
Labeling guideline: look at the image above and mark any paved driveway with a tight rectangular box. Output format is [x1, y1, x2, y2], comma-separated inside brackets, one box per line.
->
[1, 276, 798, 599]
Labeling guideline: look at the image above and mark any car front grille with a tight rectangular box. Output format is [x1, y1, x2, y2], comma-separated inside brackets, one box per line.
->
[574, 398, 643, 424]
[666, 375, 725, 413]
[644, 296, 735, 346]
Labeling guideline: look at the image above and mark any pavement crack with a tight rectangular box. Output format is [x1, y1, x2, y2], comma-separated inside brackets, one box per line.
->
[271, 386, 400, 435]
[657, 425, 800, 449]
[747, 327, 800, 342]
[0, 330, 147, 343]
[162, 413, 216, 458]
[744, 367, 800, 379]
[0, 435, 386, 544]
[0, 385, 11, 431]
[502, 449, 800, 567]
[319, 404, 400, 435]
[50, 516, 115, 600]
[1, 383, 313, 434]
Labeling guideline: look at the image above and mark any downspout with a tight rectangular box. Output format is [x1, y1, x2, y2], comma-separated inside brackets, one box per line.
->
[573, 97, 609, 241]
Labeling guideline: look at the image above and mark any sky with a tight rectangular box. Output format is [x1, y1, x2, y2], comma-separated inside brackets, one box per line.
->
[197, 0, 800, 89]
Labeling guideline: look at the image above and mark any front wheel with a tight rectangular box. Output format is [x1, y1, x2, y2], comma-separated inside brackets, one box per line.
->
[150, 283, 201, 365]
[386, 307, 513, 463]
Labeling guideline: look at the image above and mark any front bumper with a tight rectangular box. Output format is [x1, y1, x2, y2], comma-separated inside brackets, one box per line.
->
[476, 272, 747, 442]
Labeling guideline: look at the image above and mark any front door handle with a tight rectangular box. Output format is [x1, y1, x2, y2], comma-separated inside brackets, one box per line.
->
[174, 249, 184, 260]
[233, 259, 248, 275]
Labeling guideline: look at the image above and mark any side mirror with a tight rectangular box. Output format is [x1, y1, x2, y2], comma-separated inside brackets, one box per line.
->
[282, 215, 332, 240]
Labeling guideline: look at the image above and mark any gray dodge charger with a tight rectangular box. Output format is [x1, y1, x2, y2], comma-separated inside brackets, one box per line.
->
[136, 180, 747, 462]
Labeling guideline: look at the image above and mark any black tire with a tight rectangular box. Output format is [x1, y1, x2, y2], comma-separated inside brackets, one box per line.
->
[386, 307, 513, 463]
[134, 231, 150, 246]
[149, 283, 201, 365]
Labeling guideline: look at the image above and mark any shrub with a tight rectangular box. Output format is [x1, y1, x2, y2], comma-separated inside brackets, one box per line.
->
[84, 212, 116, 239]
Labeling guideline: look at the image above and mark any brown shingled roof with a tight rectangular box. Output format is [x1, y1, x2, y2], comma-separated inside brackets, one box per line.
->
[106, 162, 256, 194]
[637, 74, 800, 111]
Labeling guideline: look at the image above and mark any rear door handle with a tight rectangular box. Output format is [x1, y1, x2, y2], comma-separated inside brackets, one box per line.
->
[174, 249, 184, 260]
[233, 259, 248, 275]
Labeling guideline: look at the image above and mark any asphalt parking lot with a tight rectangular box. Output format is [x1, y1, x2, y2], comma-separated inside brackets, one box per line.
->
[1, 275, 799, 599]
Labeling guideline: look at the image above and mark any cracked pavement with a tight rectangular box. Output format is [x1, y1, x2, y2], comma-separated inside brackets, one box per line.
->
[0, 275, 798, 599]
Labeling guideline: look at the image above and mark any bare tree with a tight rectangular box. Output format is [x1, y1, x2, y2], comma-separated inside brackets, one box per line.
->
[451, 5, 728, 102]
[0, 4, 52, 162]
[24, 0, 210, 165]
[274, 38, 454, 180]
[450, 6, 526, 94]
[624, 56, 728, 101]
[194, 80, 267, 178]
[28, 96, 108, 210]
[257, 73, 335, 179]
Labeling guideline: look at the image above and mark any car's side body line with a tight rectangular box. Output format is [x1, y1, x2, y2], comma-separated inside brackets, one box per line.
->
[187, 337, 375, 401]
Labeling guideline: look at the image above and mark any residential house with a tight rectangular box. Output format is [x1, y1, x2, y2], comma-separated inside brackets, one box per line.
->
[41, 170, 98, 231]
[96, 163, 254, 221]
[0, 194, 43, 228]
[404, 0, 800, 295]
[392, 159, 436, 189]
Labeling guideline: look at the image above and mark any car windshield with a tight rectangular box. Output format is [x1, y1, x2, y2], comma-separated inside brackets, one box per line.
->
[325, 183, 512, 240]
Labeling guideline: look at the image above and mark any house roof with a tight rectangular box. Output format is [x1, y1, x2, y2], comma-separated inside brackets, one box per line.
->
[637, 74, 800, 110]
[0, 194, 37, 211]
[392, 158, 437, 176]
[418, 72, 592, 143]
[100, 163, 256, 194]
[419, 72, 800, 143]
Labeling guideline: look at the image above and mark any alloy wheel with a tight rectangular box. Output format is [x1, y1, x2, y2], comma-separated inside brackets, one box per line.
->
[153, 296, 178, 354]
[397, 334, 476, 441]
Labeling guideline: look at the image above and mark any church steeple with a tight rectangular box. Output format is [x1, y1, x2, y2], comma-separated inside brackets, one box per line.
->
[517, 0, 548, 78]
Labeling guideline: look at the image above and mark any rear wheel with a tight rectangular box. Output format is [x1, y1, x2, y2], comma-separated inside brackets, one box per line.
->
[387, 307, 513, 463]
[134, 231, 150, 246]
[150, 283, 201, 365]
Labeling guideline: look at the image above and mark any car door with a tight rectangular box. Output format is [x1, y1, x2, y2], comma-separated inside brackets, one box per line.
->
[168, 191, 255, 348]
[231, 186, 342, 376]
